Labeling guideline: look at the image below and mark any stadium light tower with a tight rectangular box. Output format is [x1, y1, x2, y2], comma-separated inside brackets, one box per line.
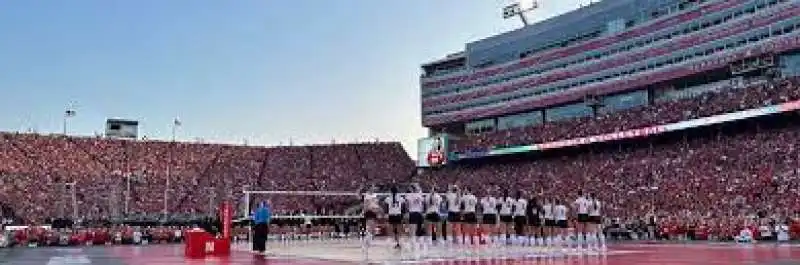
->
[63, 108, 76, 135]
[171, 117, 181, 142]
[503, 0, 538, 26]
[164, 117, 181, 217]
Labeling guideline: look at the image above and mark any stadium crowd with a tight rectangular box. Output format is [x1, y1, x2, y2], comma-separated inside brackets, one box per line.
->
[452, 77, 800, 152]
[427, 121, 800, 241]
[2, 77, 800, 246]
[426, 76, 800, 241]
[0, 136, 414, 224]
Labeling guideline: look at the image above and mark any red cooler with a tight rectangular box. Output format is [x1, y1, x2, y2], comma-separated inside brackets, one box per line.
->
[184, 228, 209, 259]
[211, 238, 231, 256]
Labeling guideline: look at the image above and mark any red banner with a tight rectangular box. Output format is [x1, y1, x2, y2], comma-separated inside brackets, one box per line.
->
[219, 201, 232, 239]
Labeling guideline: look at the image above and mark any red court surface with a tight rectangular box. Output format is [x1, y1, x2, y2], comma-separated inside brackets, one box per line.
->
[97, 243, 800, 265]
[4, 243, 798, 265]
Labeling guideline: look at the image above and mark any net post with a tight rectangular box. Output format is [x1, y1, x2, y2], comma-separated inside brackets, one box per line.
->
[244, 190, 252, 249]
[244, 191, 250, 219]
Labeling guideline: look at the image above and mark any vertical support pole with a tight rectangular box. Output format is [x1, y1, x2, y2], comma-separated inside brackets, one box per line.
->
[244, 191, 252, 246]
[244, 191, 250, 220]
[220, 200, 232, 239]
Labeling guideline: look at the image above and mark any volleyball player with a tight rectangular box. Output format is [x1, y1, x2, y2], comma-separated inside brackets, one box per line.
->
[542, 198, 555, 246]
[406, 186, 425, 243]
[445, 185, 461, 244]
[554, 198, 569, 249]
[498, 190, 514, 244]
[384, 186, 405, 249]
[300, 211, 313, 240]
[480, 189, 498, 244]
[460, 187, 478, 244]
[363, 188, 381, 244]
[424, 187, 443, 244]
[526, 197, 543, 246]
[512, 191, 528, 246]
[588, 193, 605, 249]
[573, 191, 591, 249]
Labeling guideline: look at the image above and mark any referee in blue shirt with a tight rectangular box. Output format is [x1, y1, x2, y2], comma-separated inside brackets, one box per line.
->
[252, 201, 271, 253]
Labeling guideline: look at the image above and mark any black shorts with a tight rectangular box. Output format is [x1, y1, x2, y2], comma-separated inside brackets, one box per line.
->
[462, 213, 477, 224]
[544, 219, 556, 227]
[500, 215, 513, 223]
[577, 214, 590, 223]
[513, 216, 526, 227]
[557, 220, 568, 229]
[590, 215, 602, 224]
[527, 216, 541, 226]
[409, 212, 424, 225]
[425, 213, 441, 223]
[388, 215, 403, 225]
[447, 212, 461, 223]
[365, 211, 378, 220]
[482, 214, 497, 225]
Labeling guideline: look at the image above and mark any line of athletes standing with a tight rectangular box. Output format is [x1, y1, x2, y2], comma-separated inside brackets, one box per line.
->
[363, 184, 605, 250]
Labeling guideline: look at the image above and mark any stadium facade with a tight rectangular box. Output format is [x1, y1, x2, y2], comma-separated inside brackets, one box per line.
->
[419, 0, 800, 145]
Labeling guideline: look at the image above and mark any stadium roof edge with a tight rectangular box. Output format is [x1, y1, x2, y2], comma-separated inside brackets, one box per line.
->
[421, 52, 466, 67]
[468, 0, 641, 51]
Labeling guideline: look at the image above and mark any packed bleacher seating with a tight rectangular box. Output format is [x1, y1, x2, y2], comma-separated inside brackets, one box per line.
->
[0, 136, 414, 224]
[452, 77, 800, 152]
[426, 98, 800, 241]
[415, 76, 800, 241]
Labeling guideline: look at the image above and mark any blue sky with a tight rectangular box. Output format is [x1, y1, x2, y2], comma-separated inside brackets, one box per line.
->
[0, 0, 584, 155]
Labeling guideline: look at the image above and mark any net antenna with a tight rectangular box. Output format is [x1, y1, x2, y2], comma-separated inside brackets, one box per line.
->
[502, 0, 538, 26]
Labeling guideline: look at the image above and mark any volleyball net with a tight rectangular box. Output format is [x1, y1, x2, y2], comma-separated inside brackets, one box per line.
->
[241, 190, 366, 241]
[239, 189, 430, 241]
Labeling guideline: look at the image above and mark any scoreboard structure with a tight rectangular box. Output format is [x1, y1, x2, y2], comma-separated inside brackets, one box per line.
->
[105, 119, 139, 139]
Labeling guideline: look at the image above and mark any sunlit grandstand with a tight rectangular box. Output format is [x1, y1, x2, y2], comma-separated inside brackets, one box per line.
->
[3, 0, 800, 264]
[415, 0, 800, 244]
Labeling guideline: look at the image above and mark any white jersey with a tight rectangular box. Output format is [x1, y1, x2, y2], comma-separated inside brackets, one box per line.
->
[133, 231, 142, 243]
[480, 196, 498, 215]
[574, 196, 590, 215]
[445, 192, 460, 212]
[555, 204, 568, 221]
[543, 203, 554, 220]
[513, 198, 528, 216]
[384, 196, 405, 216]
[406, 193, 424, 213]
[589, 199, 602, 216]
[777, 225, 790, 241]
[461, 194, 478, 213]
[364, 193, 380, 211]
[499, 197, 514, 216]
[425, 193, 442, 213]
